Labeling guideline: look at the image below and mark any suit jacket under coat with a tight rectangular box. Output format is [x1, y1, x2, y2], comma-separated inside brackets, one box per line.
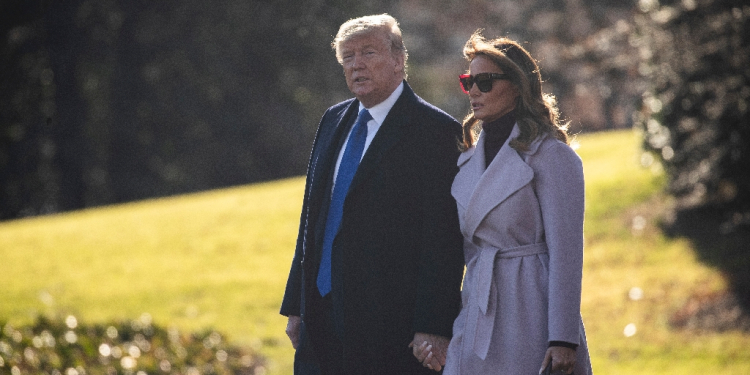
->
[280, 82, 465, 374]
[444, 125, 593, 375]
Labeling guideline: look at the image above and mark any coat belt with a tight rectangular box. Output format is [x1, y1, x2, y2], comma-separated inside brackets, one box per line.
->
[467, 242, 549, 360]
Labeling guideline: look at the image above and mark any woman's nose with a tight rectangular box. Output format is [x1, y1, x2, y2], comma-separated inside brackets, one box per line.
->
[469, 84, 481, 97]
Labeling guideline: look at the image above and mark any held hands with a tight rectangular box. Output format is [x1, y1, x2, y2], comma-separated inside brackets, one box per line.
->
[539, 346, 576, 375]
[289, 316, 576, 374]
[285, 315, 301, 349]
[409, 332, 449, 372]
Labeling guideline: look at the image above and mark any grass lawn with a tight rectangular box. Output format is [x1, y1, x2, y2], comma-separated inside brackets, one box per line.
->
[2, 129, 749, 374]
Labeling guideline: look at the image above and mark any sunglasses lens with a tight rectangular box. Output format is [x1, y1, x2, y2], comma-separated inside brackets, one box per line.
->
[475, 78, 493, 92]
[460, 73, 507, 93]
[460, 76, 472, 92]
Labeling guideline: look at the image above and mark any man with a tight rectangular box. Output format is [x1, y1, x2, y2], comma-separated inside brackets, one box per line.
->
[280, 14, 464, 375]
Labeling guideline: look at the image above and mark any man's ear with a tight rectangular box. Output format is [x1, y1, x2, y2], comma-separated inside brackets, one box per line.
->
[393, 53, 405, 75]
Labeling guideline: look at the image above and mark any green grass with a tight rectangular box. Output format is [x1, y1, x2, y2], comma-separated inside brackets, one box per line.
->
[1, 178, 304, 374]
[2, 129, 749, 375]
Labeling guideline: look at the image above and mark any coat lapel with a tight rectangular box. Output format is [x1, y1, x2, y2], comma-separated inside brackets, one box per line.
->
[452, 141, 482, 212]
[308, 100, 359, 251]
[309, 101, 358, 198]
[347, 81, 412, 195]
[459, 124, 535, 241]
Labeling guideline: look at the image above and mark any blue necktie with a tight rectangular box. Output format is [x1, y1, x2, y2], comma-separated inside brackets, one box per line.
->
[317, 108, 372, 296]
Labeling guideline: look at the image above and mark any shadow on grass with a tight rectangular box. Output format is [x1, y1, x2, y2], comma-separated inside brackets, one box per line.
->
[664, 206, 750, 331]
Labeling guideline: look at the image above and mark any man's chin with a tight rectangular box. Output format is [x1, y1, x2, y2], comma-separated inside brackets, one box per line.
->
[350, 85, 371, 96]
[352, 90, 376, 104]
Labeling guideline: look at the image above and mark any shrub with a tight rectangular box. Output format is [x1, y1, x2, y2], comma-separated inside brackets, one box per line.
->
[634, 0, 750, 308]
[0, 315, 265, 375]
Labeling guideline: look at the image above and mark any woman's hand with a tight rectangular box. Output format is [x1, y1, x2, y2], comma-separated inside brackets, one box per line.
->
[539, 346, 576, 374]
[410, 340, 442, 371]
[408, 332, 448, 372]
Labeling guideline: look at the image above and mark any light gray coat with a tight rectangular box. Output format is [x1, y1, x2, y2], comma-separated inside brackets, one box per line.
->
[444, 125, 593, 375]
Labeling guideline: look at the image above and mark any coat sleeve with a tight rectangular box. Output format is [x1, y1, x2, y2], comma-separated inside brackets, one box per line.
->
[279, 208, 305, 317]
[279, 110, 328, 317]
[534, 141, 585, 344]
[411, 118, 466, 337]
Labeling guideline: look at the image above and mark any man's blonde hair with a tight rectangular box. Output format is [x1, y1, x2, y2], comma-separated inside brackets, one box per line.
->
[332, 14, 408, 78]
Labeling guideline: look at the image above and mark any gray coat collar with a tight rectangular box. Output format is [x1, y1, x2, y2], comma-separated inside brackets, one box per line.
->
[453, 124, 548, 241]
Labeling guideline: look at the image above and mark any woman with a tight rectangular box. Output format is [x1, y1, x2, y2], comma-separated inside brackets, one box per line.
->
[415, 32, 593, 374]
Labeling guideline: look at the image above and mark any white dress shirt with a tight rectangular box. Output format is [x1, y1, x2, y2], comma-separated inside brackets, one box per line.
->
[331, 82, 404, 186]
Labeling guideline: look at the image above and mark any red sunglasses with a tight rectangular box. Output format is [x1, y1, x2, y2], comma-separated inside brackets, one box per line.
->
[459, 73, 510, 94]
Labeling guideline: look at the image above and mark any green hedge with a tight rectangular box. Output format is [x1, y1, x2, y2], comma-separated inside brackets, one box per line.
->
[0, 315, 265, 375]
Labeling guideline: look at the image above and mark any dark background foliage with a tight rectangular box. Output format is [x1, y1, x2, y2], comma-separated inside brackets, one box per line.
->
[1, 0, 642, 220]
[1, 0, 375, 218]
[636, 0, 750, 307]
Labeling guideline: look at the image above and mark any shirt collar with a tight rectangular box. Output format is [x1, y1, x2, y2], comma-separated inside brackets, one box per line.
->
[359, 81, 404, 125]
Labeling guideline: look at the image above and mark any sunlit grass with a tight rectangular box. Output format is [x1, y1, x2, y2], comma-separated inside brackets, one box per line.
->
[2, 129, 749, 375]
[577, 130, 749, 375]
[1, 178, 303, 375]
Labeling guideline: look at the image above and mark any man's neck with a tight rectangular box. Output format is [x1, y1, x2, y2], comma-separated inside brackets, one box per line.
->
[359, 78, 404, 108]
[360, 81, 404, 125]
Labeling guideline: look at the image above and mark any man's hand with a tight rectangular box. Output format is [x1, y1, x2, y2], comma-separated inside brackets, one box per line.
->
[409, 332, 450, 372]
[285, 315, 301, 349]
[539, 346, 576, 374]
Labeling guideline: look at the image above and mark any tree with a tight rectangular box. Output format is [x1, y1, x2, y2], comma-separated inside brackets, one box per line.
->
[0, 0, 59, 218]
[1, 0, 391, 219]
[636, 0, 750, 307]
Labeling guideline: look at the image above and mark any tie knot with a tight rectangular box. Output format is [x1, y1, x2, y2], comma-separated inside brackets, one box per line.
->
[358, 108, 373, 124]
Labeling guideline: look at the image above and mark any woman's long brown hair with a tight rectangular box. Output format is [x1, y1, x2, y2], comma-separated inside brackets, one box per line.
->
[459, 31, 569, 152]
